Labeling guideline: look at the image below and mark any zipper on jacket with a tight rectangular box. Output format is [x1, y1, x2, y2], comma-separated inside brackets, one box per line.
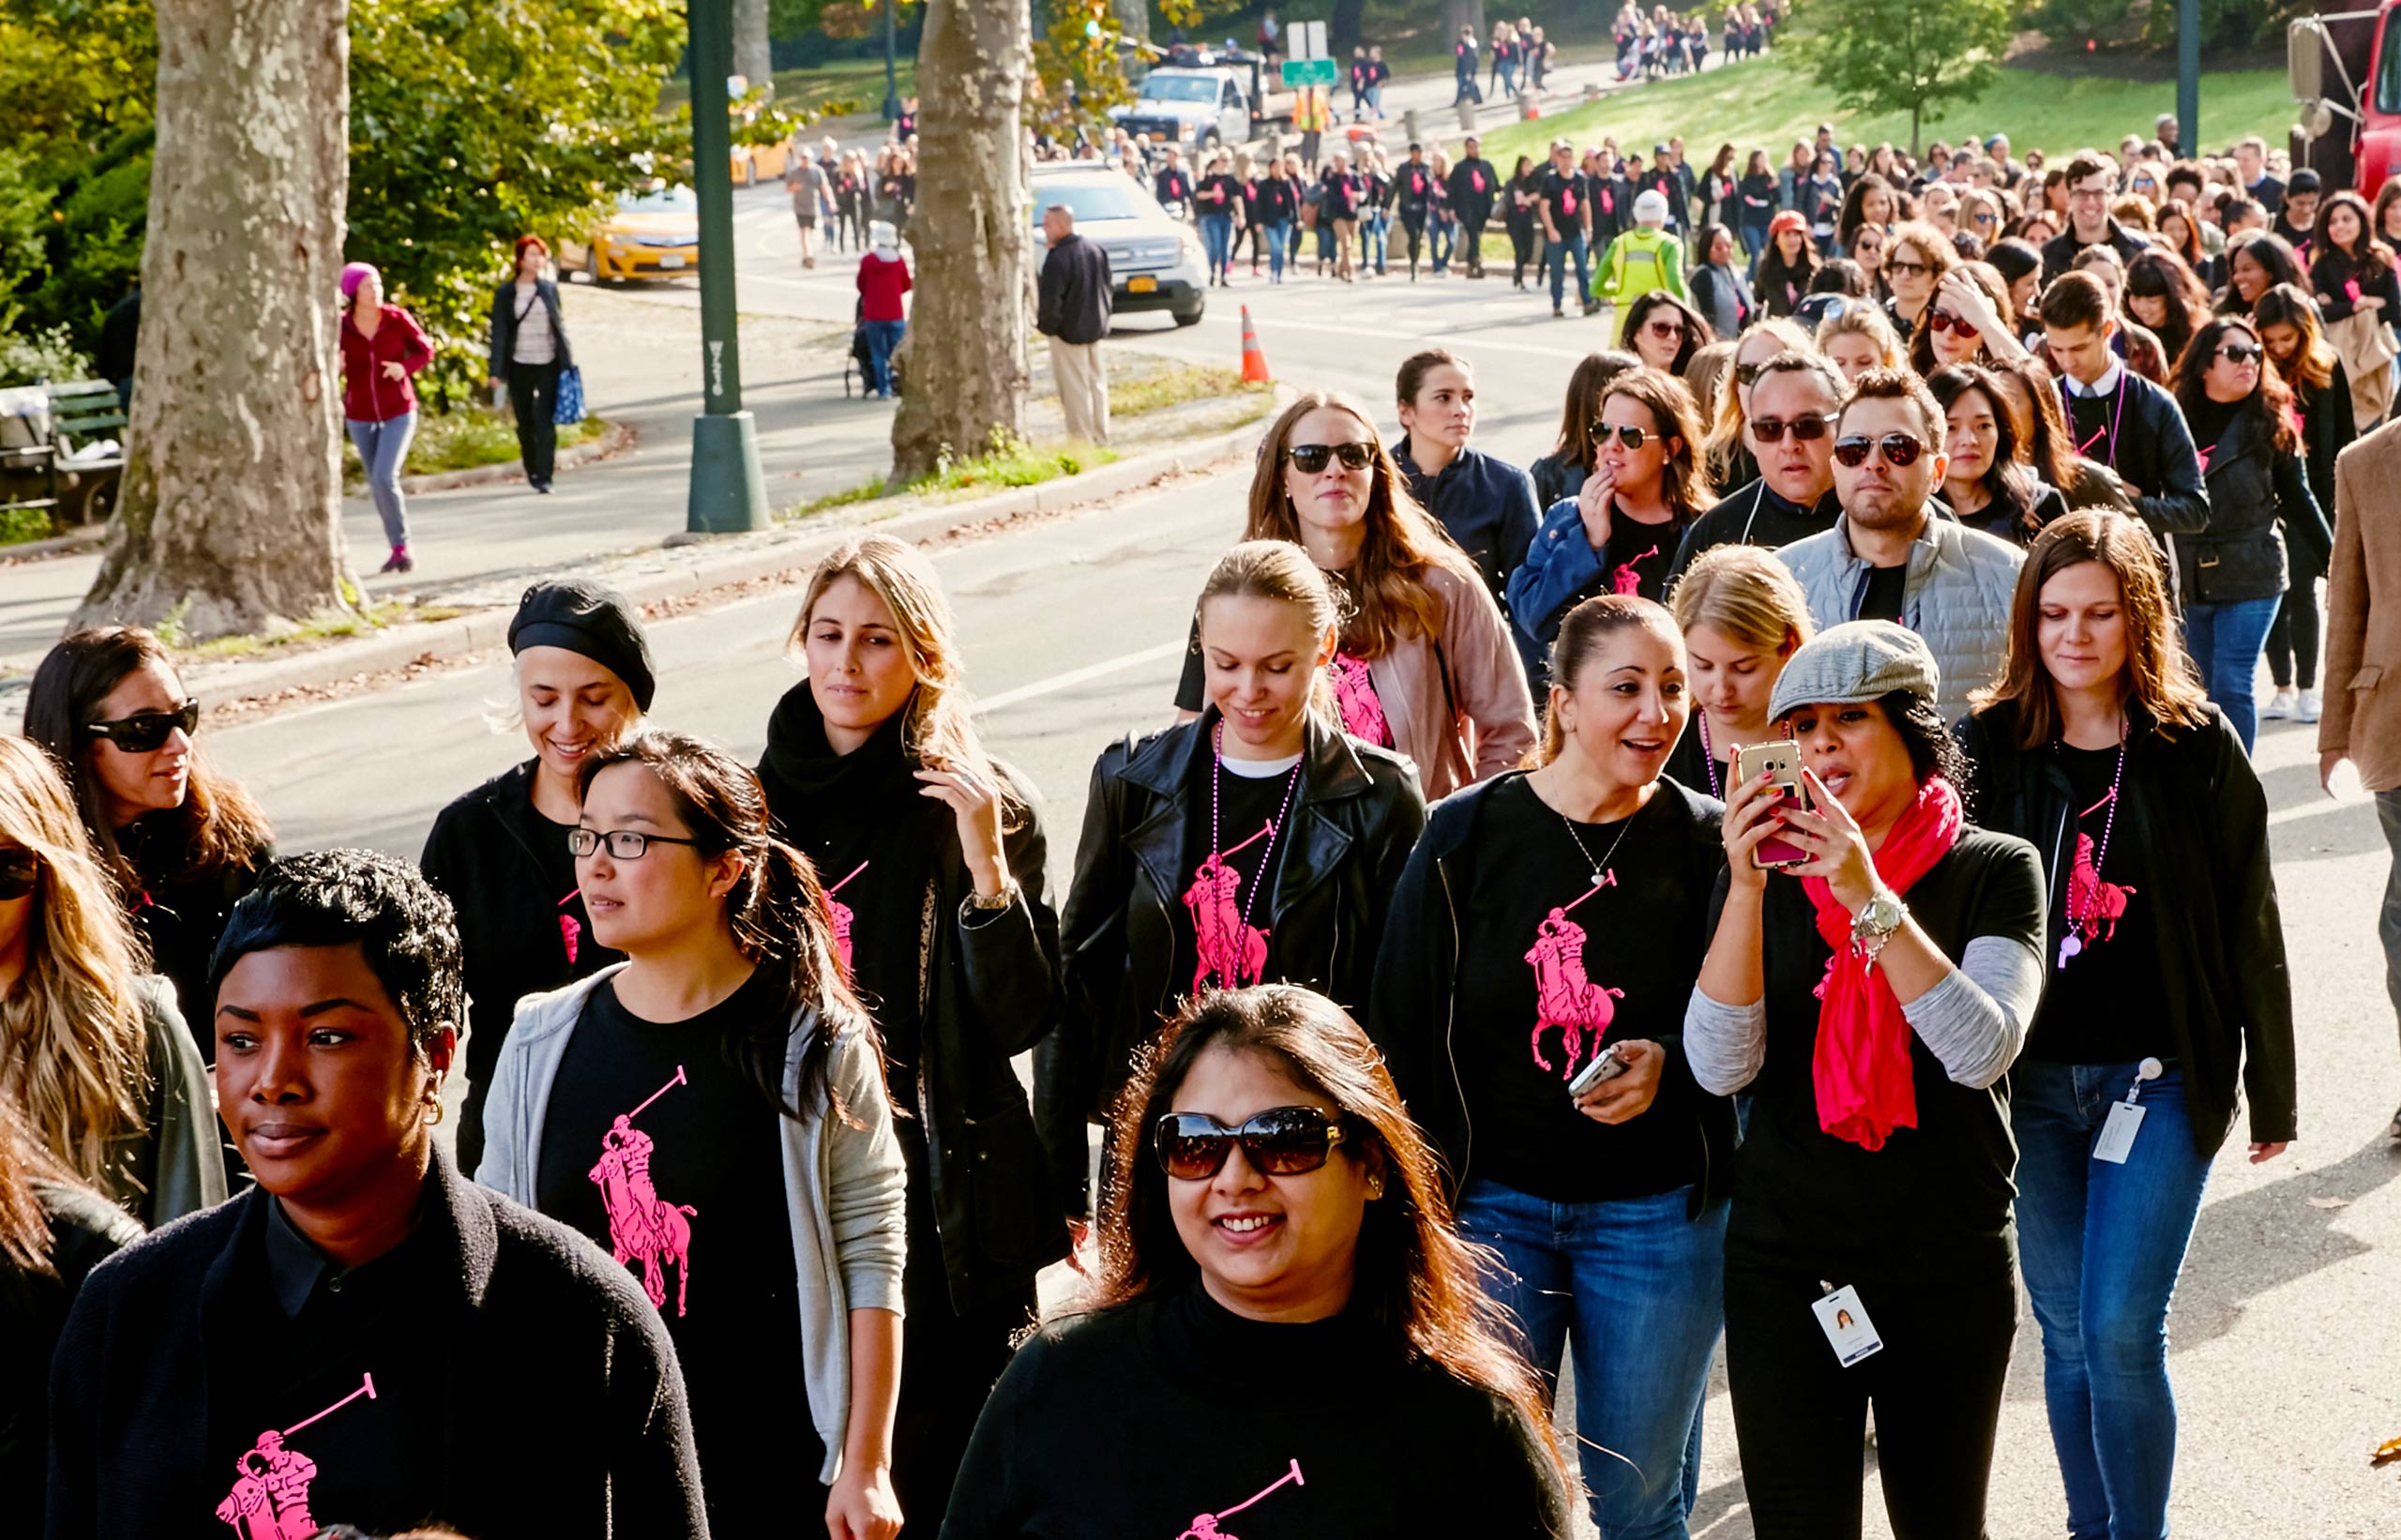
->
[1436, 855, 1472, 1186]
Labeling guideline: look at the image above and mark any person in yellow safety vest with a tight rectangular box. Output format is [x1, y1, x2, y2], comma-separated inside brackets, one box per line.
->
[1593, 188, 1686, 342]
[1293, 84, 1329, 171]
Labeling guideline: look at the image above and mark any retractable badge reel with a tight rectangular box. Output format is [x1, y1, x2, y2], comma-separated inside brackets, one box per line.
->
[2093, 1056, 2164, 1165]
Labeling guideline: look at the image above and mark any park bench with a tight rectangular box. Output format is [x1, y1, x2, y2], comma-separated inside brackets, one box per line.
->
[0, 378, 127, 533]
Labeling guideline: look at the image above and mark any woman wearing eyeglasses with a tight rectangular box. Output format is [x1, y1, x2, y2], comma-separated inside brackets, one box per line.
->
[422, 581, 649, 1175]
[0, 736, 220, 1229]
[1929, 363, 2068, 547]
[1368, 596, 1730, 1540]
[1510, 370, 1714, 646]
[1880, 219, 1956, 341]
[953, 986, 1571, 1538]
[1686, 621, 2044, 1540]
[1053, 538, 1427, 1235]
[755, 534, 1065, 1531]
[1665, 545, 1816, 800]
[1907, 263, 2029, 379]
[2168, 316, 2329, 750]
[478, 731, 908, 1539]
[1623, 290, 1714, 376]
[25, 627, 276, 1049]
[1957, 511, 2294, 1540]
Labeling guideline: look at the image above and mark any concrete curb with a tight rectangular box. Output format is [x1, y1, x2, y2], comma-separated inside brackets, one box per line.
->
[181, 399, 1282, 708]
[386, 417, 640, 495]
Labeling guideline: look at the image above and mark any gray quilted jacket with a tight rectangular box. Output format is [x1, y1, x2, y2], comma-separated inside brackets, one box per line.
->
[1775, 514, 2025, 720]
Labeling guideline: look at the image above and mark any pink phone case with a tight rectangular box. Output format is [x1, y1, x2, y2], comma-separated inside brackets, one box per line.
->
[1755, 791, 1808, 868]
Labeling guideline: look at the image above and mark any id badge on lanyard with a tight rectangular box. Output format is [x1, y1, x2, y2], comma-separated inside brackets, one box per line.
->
[2093, 1056, 2165, 1164]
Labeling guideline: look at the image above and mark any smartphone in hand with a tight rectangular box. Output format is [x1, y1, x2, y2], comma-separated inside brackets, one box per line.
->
[1567, 1043, 1630, 1098]
[1732, 740, 1809, 869]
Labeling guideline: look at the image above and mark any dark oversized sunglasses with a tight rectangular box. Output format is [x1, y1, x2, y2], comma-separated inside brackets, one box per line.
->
[1592, 423, 1662, 450]
[567, 827, 707, 860]
[1284, 442, 1376, 474]
[2216, 341, 2264, 366]
[1750, 413, 1832, 443]
[0, 848, 38, 902]
[1833, 432, 1927, 468]
[1884, 258, 1931, 279]
[1154, 1106, 1357, 1181]
[85, 698, 200, 754]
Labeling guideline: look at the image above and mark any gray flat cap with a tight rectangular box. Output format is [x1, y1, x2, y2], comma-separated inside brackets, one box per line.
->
[1767, 620, 1940, 723]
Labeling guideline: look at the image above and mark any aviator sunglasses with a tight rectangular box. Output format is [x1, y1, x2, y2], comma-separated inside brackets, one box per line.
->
[85, 698, 200, 754]
[1283, 442, 1377, 475]
[1155, 1105, 1359, 1180]
[1832, 431, 1927, 468]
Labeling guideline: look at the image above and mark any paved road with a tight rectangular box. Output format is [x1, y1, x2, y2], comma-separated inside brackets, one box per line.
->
[198, 460, 2401, 1538]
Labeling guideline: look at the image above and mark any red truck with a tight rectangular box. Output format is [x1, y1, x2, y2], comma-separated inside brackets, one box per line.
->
[2289, 1, 2401, 197]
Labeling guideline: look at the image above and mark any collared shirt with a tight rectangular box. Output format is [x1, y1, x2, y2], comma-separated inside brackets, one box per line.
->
[2066, 358, 2124, 399]
[261, 1192, 430, 1319]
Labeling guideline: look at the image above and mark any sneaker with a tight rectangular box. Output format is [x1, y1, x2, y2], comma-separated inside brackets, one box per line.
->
[2301, 688, 2322, 722]
[378, 546, 413, 575]
[2263, 688, 2297, 720]
[1553, 306, 1565, 318]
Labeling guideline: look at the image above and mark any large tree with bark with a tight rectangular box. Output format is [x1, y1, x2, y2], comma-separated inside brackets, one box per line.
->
[77, 0, 353, 638]
[890, 0, 1030, 482]
[734, 0, 775, 91]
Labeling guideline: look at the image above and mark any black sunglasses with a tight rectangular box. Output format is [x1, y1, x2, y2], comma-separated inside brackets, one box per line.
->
[2216, 341, 2264, 366]
[1833, 431, 1927, 468]
[85, 698, 200, 754]
[0, 848, 38, 902]
[1735, 360, 1771, 385]
[1284, 442, 1376, 474]
[1884, 258, 1931, 278]
[1591, 423, 1661, 450]
[1154, 1106, 1357, 1181]
[567, 827, 708, 860]
[1750, 414, 1832, 443]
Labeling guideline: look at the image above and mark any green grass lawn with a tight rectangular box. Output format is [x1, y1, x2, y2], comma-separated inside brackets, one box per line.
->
[1475, 55, 2300, 169]
[659, 56, 914, 122]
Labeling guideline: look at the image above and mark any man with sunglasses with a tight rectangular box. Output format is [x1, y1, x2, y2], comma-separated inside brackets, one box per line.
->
[2040, 153, 2152, 283]
[1668, 353, 1848, 586]
[1773, 368, 2023, 721]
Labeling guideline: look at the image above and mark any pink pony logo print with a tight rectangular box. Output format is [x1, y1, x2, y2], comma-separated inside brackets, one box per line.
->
[557, 889, 584, 965]
[1176, 1458, 1305, 1539]
[1610, 544, 1660, 596]
[2060, 830, 2137, 960]
[1184, 823, 1276, 992]
[823, 860, 868, 974]
[1526, 882, 1625, 1078]
[214, 1373, 375, 1538]
[590, 1067, 699, 1317]
[1328, 653, 1391, 747]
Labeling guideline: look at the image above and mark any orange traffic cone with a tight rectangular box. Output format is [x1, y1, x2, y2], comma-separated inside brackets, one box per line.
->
[1240, 306, 1272, 385]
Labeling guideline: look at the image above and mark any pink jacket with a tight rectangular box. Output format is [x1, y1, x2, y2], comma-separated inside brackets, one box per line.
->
[1366, 564, 1538, 800]
[339, 304, 434, 423]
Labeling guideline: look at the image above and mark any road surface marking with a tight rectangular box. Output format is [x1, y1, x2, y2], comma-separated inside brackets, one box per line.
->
[973, 639, 1186, 715]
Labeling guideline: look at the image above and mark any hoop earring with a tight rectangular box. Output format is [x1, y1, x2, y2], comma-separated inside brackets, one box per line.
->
[425, 1100, 445, 1126]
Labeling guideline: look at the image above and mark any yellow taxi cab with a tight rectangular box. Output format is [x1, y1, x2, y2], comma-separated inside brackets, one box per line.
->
[560, 185, 701, 283]
[732, 135, 794, 186]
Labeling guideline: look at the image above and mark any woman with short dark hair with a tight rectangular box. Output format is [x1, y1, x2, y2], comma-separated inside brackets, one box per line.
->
[486, 234, 575, 493]
[944, 985, 1572, 1537]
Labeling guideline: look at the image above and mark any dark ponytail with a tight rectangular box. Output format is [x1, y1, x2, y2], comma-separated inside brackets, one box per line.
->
[578, 731, 884, 1126]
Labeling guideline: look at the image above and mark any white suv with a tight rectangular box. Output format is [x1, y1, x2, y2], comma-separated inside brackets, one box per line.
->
[1030, 163, 1208, 327]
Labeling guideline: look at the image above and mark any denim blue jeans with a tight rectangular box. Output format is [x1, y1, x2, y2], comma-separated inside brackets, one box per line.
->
[2180, 593, 2280, 750]
[1431, 215, 1455, 271]
[1258, 219, 1289, 280]
[1363, 208, 1388, 272]
[861, 319, 906, 397]
[1200, 212, 1234, 278]
[1457, 1177, 1727, 1539]
[344, 412, 416, 547]
[2014, 1060, 2215, 1540]
[1547, 230, 1590, 309]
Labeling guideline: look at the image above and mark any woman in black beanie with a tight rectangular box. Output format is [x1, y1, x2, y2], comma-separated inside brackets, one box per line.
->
[421, 579, 656, 1172]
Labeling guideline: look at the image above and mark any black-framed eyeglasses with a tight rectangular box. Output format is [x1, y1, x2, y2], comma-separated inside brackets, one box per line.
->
[1750, 414, 1832, 443]
[85, 698, 200, 754]
[1592, 423, 1658, 450]
[1833, 431, 1927, 468]
[1154, 1106, 1358, 1180]
[1284, 442, 1376, 474]
[567, 827, 709, 860]
[0, 847, 38, 901]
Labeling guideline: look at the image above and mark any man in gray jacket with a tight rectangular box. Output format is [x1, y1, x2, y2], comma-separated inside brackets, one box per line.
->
[1037, 204, 1114, 445]
[1774, 367, 2023, 721]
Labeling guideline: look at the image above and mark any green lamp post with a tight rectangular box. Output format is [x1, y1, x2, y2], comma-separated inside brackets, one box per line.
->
[687, 0, 770, 534]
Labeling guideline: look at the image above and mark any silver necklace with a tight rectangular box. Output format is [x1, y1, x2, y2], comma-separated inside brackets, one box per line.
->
[1552, 792, 1641, 887]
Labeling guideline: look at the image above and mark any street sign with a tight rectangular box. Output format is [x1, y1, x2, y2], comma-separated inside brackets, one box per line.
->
[1282, 56, 1337, 87]
[1291, 19, 1326, 58]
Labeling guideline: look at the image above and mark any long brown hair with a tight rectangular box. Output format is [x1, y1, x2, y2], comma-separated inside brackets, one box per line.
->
[1907, 261, 2012, 377]
[1093, 986, 1571, 1499]
[2253, 282, 2339, 398]
[0, 1096, 85, 1276]
[23, 627, 274, 895]
[1547, 350, 1641, 477]
[1529, 595, 1681, 767]
[1971, 510, 2212, 747]
[1244, 392, 1479, 658]
[1601, 369, 1714, 522]
[1704, 317, 1814, 462]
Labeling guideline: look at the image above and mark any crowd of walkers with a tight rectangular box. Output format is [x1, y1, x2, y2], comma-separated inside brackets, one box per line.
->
[13, 112, 2385, 1540]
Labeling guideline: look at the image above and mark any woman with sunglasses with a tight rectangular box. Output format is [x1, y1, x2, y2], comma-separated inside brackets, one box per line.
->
[1907, 262, 2029, 378]
[1880, 219, 1956, 342]
[1531, 349, 1641, 509]
[2253, 284, 2355, 727]
[1753, 210, 1819, 319]
[25, 626, 275, 1047]
[1930, 363, 2067, 547]
[1961, 510, 2296, 1540]
[1666, 546, 1815, 799]
[756, 534, 1065, 1530]
[478, 732, 908, 1538]
[953, 986, 1571, 1537]
[1623, 290, 1714, 376]
[1687, 621, 2045, 1540]
[2168, 316, 2328, 749]
[1512, 370, 1714, 651]
[0, 735, 220, 1229]
[1370, 594, 1732, 1539]
[1847, 221, 1892, 305]
[422, 581, 650, 1175]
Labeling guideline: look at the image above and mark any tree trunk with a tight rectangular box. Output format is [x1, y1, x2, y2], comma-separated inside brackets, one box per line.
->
[1443, 0, 1487, 47]
[1329, 0, 1366, 53]
[890, 0, 1031, 482]
[734, 0, 775, 94]
[1110, 0, 1149, 49]
[78, 0, 353, 641]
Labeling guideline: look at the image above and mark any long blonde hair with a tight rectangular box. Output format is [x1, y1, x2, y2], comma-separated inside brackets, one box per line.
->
[0, 736, 152, 1201]
[1704, 317, 1815, 463]
[789, 534, 1019, 823]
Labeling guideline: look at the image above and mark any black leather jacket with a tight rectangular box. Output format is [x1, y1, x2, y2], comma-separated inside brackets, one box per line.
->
[1035, 709, 1427, 1215]
[2184, 407, 2323, 605]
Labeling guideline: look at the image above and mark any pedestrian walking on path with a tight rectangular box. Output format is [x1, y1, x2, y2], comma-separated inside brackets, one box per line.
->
[857, 222, 912, 400]
[1037, 204, 1113, 445]
[786, 150, 828, 270]
[338, 261, 432, 575]
[486, 235, 574, 495]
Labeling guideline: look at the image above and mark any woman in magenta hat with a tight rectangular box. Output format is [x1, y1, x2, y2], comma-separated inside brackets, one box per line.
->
[338, 261, 433, 575]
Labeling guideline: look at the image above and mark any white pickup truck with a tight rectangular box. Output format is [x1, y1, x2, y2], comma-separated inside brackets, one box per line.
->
[1108, 49, 1285, 155]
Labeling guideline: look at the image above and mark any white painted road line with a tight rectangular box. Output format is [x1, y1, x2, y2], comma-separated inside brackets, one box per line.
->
[971, 638, 1187, 715]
